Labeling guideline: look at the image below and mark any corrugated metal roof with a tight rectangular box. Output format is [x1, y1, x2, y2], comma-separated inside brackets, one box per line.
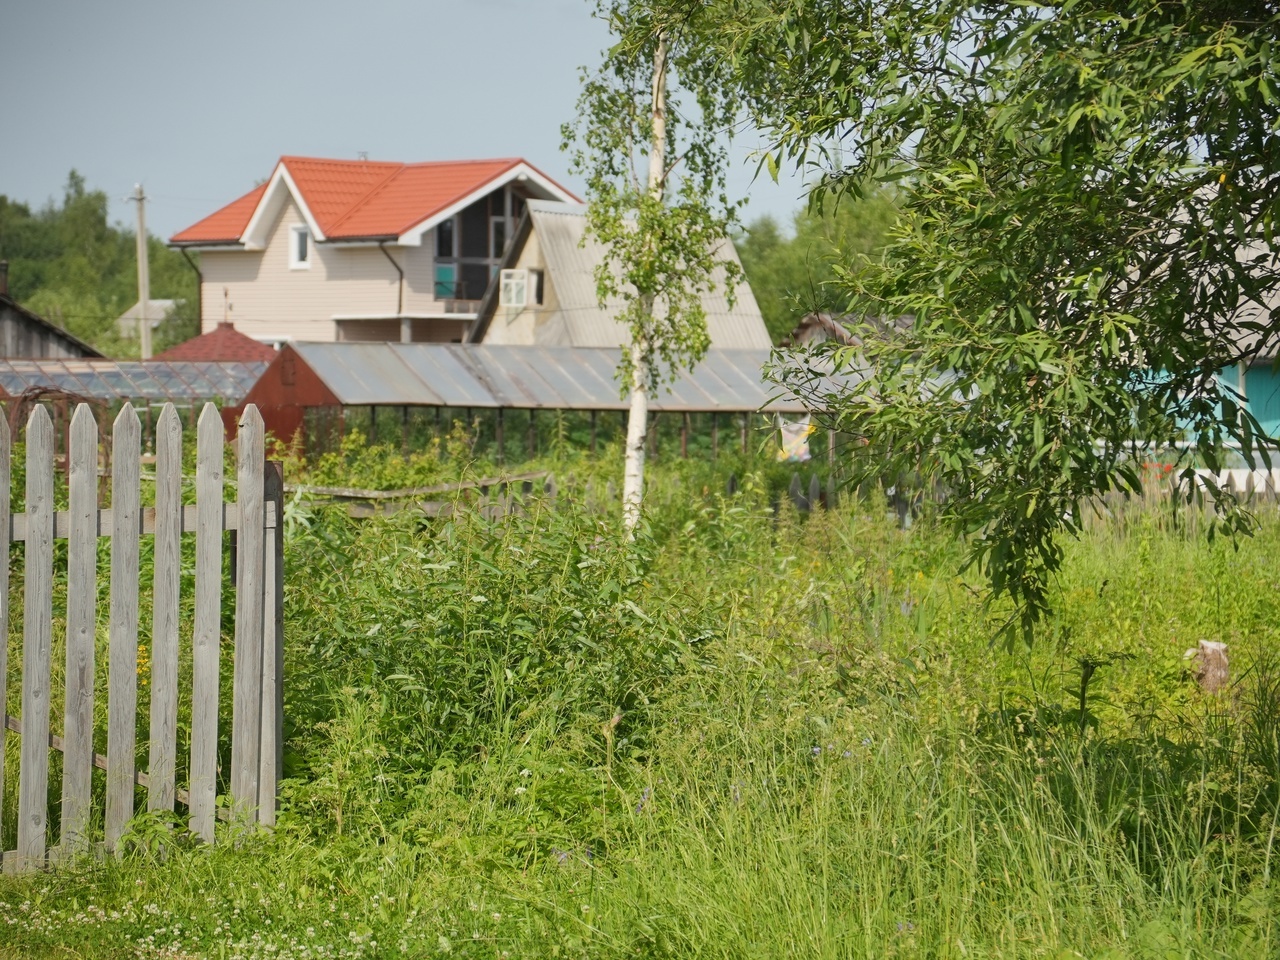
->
[281, 343, 844, 413]
[521, 201, 773, 350]
[0, 359, 268, 403]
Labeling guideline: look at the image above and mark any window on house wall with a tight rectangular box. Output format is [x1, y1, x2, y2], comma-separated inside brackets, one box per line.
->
[290, 225, 310, 269]
[436, 218, 455, 258]
[491, 217, 506, 259]
[529, 269, 544, 306]
[435, 263, 458, 299]
[500, 269, 527, 307]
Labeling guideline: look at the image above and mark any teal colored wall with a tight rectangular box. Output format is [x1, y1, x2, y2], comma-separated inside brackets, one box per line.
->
[1244, 364, 1280, 439]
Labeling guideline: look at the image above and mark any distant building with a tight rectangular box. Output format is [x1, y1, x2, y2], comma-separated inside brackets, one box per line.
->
[0, 261, 102, 359]
[469, 201, 771, 349]
[115, 298, 179, 339]
[169, 155, 579, 345]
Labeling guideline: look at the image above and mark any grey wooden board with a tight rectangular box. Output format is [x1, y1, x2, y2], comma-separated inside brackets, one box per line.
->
[259, 462, 284, 828]
[0, 417, 10, 851]
[7, 500, 276, 541]
[60, 405, 98, 853]
[230, 405, 265, 824]
[17, 406, 54, 867]
[2, 714, 229, 822]
[148, 404, 181, 813]
[105, 403, 141, 851]
[189, 403, 224, 842]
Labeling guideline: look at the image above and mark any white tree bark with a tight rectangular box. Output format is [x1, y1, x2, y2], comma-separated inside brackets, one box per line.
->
[621, 32, 668, 535]
[621, 334, 650, 531]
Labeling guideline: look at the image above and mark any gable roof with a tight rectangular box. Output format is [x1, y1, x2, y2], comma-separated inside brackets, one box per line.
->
[0, 292, 103, 358]
[469, 201, 773, 350]
[170, 156, 579, 246]
[154, 322, 278, 363]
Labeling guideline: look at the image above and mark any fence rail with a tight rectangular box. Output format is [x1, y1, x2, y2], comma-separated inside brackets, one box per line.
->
[0, 401, 282, 872]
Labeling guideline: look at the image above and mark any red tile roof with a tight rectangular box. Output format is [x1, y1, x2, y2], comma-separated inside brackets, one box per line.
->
[170, 156, 575, 244]
[171, 182, 267, 244]
[154, 322, 277, 363]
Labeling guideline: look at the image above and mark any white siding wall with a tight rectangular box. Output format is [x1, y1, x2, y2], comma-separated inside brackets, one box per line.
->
[400, 241, 438, 314]
[199, 202, 452, 342]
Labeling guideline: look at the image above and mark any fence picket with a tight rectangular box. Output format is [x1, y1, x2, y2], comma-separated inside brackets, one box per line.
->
[148, 404, 182, 813]
[190, 403, 224, 842]
[259, 462, 285, 828]
[105, 403, 141, 851]
[230, 406, 265, 824]
[17, 407, 54, 867]
[0, 417, 9, 855]
[60, 405, 98, 854]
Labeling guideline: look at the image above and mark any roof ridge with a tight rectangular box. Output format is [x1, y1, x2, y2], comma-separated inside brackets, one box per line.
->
[278, 154, 401, 168]
[401, 157, 523, 169]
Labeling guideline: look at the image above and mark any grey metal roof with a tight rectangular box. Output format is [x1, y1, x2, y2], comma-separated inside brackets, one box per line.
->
[284, 343, 841, 413]
[0, 359, 268, 403]
[490, 201, 772, 350]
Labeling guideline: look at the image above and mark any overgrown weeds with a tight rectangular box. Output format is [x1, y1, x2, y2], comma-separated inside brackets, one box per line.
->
[3, 478, 1280, 957]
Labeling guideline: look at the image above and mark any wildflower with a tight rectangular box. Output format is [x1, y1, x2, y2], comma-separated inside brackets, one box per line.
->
[635, 786, 652, 813]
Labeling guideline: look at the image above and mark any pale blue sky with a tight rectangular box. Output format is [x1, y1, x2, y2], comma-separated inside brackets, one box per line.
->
[1, 0, 810, 241]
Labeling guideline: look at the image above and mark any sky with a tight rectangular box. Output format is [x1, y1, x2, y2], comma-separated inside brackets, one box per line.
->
[1, 0, 811, 242]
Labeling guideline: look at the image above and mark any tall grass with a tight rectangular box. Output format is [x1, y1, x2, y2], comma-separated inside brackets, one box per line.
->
[1, 478, 1279, 958]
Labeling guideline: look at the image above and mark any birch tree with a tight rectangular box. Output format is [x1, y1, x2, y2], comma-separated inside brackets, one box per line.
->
[564, 1, 740, 533]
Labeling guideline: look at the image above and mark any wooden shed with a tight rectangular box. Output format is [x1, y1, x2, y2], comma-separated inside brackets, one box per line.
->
[0, 262, 103, 359]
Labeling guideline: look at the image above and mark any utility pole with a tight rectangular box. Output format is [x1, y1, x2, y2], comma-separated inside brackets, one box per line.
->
[129, 184, 152, 359]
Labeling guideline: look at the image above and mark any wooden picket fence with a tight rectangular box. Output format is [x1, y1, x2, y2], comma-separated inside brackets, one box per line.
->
[0, 401, 282, 872]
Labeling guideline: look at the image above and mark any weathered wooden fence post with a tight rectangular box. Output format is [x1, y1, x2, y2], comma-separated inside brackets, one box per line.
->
[190, 402, 224, 842]
[0, 418, 9, 858]
[259, 460, 285, 828]
[60, 406, 98, 856]
[105, 403, 141, 852]
[230, 405, 266, 827]
[17, 406, 53, 868]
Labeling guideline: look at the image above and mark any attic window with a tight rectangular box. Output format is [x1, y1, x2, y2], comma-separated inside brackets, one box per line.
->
[499, 269, 527, 308]
[290, 225, 310, 270]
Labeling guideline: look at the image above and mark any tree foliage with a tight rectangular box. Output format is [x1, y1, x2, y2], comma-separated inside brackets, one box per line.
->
[0, 171, 198, 355]
[703, 0, 1280, 640]
[737, 189, 897, 343]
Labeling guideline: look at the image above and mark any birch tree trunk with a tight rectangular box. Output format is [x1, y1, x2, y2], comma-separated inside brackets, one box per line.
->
[622, 32, 668, 535]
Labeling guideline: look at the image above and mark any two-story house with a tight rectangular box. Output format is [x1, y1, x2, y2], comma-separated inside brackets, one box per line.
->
[169, 156, 579, 345]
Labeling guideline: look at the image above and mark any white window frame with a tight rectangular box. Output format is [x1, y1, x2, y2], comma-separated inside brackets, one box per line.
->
[499, 269, 528, 308]
[289, 224, 311, 270]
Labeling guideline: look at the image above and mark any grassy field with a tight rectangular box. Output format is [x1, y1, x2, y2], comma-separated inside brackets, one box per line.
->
[1, 446, 1279, 958]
